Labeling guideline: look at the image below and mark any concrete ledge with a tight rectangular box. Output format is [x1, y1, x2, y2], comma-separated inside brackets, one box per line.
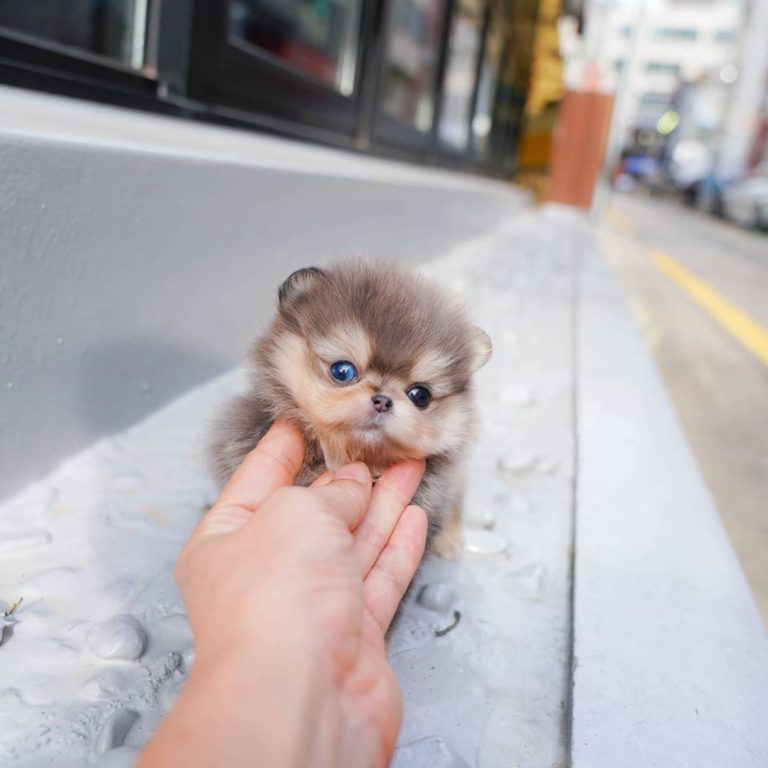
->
[0, 86, 526, 501]
[571, 209, 768, 766]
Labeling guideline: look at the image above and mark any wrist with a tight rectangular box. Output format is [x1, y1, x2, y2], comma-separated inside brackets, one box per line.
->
[142, 618, 330, 768]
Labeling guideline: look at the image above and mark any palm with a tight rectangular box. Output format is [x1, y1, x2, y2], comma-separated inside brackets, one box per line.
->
[176, 422, 426, 768]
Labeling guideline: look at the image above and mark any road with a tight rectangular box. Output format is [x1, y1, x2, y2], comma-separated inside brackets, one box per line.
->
[599, 193, 768, 624]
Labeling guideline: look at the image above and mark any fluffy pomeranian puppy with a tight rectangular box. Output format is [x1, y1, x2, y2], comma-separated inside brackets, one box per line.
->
[209, 260, 491, 557]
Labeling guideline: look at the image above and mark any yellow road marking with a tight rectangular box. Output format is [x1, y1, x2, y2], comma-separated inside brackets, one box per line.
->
[651, 250, 768, 367]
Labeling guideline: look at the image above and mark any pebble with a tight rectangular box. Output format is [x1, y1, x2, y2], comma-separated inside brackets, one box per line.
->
[95, 708, 139, 753]
[416, 582, 457, 613]
[96, 746, 141, 768]
[463, 502, 495, 529]
[88, 615, 147, 661]
[496, 453, 537, 478]
[392, 737, 470, 768]
[82, 670, 129, 700]
[464, 529, 508, 556]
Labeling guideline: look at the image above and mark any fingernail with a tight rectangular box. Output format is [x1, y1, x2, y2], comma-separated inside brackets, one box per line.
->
[334, 463, 370, 484]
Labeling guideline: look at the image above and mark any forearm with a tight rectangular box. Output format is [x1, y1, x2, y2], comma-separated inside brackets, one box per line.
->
[140, 633, 329, 768]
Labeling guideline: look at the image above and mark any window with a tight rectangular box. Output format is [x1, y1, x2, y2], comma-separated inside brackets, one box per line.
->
[715, 29, 737, 42]
[0, 0, 151, 70]
[379, 0, 446, 133]
[472, 0, 505, 162]
[0, 0, 538, 178]
[645, 62, 681, 76]
[639, 92, 670, 108]
[227, 0, 361, 96]
[438, 0, 484, 150]
[653, 27, 697, 40]
[187, 0, 365, 137]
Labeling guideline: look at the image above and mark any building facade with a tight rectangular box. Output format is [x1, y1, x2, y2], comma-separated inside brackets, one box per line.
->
[0, 0, 543, 177]
[584, 0, 744, 139]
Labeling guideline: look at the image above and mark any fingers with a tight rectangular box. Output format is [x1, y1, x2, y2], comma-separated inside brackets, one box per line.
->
[311, 463, 373, 530]
[215, 421, 305, 513]
[352, 459, 425, 578]
[363, 504, 428, 634]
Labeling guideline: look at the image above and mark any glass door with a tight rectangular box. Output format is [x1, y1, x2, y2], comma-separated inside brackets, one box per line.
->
[188, 0, 368, 137]
[436, 0, 484, 153]
[372, 0, 448, 151]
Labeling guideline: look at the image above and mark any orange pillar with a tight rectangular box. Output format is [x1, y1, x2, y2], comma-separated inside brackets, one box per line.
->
[547, 90, 614, 210]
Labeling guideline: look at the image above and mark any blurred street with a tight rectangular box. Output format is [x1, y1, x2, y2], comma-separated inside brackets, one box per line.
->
[600, 193, 768, 622]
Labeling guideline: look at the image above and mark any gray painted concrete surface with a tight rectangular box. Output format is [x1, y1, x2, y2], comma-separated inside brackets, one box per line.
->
[0, 87, 525, 501]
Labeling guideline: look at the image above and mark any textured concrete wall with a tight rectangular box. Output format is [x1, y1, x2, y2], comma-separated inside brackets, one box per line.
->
[0, 90, 525, 501]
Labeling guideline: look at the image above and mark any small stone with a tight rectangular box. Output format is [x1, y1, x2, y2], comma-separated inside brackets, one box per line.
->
[88, 615, 147, 661]
[496, 453, 536, 478]
[392, 737, 470, 768]
[464, 529, 508, 556]
[96, 746, 141, 768]
[82, 670, 127, 699]
[417, 583, 457, 613]
[95, 709, 139, 753]
[463, 502, 495, 529]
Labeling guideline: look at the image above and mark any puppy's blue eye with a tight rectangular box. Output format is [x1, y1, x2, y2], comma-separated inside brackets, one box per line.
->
[330, 361, 358, 383]
[407, 385, 431, 409]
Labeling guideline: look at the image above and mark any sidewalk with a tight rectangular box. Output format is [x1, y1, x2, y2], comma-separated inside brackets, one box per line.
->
[1, 204, 767, 767]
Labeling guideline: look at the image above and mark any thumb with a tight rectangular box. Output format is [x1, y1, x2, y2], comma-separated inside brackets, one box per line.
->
[312, 462, 372, 530]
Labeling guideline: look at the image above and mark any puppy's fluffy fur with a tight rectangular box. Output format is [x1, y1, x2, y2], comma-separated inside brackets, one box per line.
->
[209, 260, 491, 556]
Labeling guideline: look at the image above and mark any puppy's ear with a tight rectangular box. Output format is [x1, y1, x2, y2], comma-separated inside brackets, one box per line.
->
[470, 326, 492, 372]
[278, 267, 326, 310]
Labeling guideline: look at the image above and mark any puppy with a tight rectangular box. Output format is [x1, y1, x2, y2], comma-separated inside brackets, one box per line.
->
[209, 260, 491, 557]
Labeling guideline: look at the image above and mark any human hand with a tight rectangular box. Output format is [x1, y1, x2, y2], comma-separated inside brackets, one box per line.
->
[140, 420, 427, 768]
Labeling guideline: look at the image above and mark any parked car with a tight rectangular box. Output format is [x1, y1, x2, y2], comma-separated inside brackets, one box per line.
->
[722, 166, 768, 230]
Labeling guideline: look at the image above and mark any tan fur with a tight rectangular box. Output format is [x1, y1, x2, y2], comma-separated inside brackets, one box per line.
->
[208, 259, 492, 556]
[312, 322, 373, 367]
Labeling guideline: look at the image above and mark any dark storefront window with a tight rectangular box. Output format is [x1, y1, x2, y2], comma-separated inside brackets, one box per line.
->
[379, 0, 445, 133]
[227, 0, 361, 96]
[0, 0, 151, 70]
[437, 0, 483, 150]
[0, 0, 542, 178]
[472, 0, 505, 161]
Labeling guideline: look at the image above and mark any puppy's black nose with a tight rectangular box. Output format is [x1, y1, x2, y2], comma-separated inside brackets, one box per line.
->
[372, 394, 393, 413]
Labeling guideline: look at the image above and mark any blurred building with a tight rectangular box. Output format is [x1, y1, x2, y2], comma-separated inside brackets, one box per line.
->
[583, 0, 744, 141]
[0, 0, 551, 179]
[716, 0, 768, 177]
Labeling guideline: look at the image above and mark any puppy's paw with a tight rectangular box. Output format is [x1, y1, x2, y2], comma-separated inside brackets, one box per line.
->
[432, 517, 464, 560]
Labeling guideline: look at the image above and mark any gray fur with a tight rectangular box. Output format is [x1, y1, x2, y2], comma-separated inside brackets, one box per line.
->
[208, 259, 491, 552]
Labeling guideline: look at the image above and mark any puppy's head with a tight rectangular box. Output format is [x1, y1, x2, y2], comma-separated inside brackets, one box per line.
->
[258, 261, 491, 471]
